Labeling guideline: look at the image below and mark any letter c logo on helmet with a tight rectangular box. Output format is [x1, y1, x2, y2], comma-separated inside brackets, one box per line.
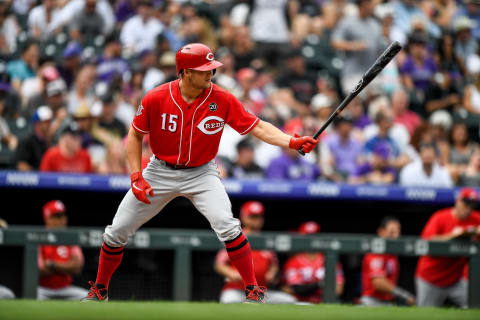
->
[175, 43, 224, 75]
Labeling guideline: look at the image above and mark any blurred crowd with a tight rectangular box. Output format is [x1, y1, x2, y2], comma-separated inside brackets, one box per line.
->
[1, 0, 480, 187]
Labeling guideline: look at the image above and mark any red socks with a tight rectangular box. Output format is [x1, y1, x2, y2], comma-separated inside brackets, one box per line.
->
[95, 242, 124, 289]
[225, 233, 258, 288]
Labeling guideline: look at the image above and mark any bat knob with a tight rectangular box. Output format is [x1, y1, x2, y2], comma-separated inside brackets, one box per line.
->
[298, 148, 306, 156]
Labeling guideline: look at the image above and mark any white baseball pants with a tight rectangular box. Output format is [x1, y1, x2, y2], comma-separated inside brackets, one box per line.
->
[104, 158, 242, 246]
[37, 285, 88, 300]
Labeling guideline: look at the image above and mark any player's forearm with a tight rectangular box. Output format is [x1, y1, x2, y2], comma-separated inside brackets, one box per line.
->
[250, 120, 291, 148]
[126, 126, 144, 174]
[371, 277, 396, 293]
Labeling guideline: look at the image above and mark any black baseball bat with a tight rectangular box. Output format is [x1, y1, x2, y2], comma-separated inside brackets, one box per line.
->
[299, 41, 402, 155]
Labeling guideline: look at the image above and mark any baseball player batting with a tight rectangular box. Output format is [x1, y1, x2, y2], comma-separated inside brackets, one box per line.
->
[82, 43, 319, 303]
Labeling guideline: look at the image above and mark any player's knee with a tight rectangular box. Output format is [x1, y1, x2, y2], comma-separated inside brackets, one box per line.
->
[214, 217, 241, 242]
[103, 226, 129, 247]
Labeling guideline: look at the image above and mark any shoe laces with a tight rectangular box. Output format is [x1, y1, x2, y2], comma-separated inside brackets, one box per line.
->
[246, 286, 267, 300]
[87, 281, 106, 299]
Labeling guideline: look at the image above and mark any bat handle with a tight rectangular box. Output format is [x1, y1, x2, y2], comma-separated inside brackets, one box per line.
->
[298, 148, 306, 156]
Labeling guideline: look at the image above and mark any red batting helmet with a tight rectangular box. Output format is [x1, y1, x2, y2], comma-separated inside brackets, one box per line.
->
[175, 43, 223, 75]
[298, 221, 321, 235]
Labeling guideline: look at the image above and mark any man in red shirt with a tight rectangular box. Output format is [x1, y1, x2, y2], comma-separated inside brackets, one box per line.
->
[360, 216, 415, 306]
[416, 187, 480, 308]
[40, 124, 93, 173]
[38, 200, 88, 300]
[83, 43, 319, 303]
[215, 201, 296, 304]
[283, 222, 345, 304]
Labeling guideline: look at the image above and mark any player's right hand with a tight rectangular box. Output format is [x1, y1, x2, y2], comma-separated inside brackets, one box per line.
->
[131, 172, 154, 204]
[289, 133, 319, 153]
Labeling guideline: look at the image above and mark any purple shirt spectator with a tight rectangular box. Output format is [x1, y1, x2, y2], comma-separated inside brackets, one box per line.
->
[354, 163, 396, 179]
[325, 133, 362, 176]
[96, 56, 130, 83]
[353, 114, 372, 130]
[266, 153, 320, 181]
[115, 0, 136, 23]
[400, 56, 437, 91]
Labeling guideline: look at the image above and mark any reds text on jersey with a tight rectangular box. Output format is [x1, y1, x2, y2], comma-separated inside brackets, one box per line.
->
[132, 80, 259, 167]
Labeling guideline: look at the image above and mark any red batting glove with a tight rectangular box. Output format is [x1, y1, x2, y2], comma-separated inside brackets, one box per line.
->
[131, 172, 154, 204]
[289, 133, 319, 154]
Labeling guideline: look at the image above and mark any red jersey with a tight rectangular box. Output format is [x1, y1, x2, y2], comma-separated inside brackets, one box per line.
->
[40, 146, 93, 173]
[215, 249, 277, 290]
[416, 208, 480, 287]
[361, 253, 399, 301]
[132, 80, 259, 167]
[38, 245, 84, 289]
[283, 253, 345, 303]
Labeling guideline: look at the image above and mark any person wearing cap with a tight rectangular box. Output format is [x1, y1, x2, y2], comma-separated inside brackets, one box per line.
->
[282, 221, 345, 304]
[310, 93, 334, 135]
[415, 187, 480, 307]
[236, 67, 266, 117]
[350, 142, 396, 185]
[39, 122, 93, 173]
[215, 201, 296, 304]
[360, 216, 415, 306]
[38, 200, 88, 300]
[454, 16, 478, 63]
[58, 42, 83, 89]
[14, 106, 53, 171]
[83, 42, 318, 303]
[399, 142, 453, 187]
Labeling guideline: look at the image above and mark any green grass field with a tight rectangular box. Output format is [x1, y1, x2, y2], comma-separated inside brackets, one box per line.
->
[0, 300, 478, 320]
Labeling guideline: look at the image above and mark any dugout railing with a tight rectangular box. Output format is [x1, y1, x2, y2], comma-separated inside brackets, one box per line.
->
[0, 226, 479, 307]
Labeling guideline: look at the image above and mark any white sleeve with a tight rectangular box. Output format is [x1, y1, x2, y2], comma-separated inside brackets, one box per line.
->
[97, 0, 115, 34]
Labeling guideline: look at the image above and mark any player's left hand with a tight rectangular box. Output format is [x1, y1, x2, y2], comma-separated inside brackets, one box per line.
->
[131, 172, 154, 204]
[289, 134, 319, 153]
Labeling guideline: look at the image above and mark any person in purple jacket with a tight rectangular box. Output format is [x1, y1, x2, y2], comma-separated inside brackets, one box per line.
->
[350, 142, 396, 185]
[266, 128, 321, 181]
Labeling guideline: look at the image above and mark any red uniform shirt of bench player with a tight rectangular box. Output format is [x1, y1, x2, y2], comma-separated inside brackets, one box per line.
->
[132, 79, 259, 167]
[362, 253, 399, 301]
[215, 249, 277, 290]
[416, 207, 480, 287]
[283, 253, 345, 303]
[38, 245, 84, 289]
